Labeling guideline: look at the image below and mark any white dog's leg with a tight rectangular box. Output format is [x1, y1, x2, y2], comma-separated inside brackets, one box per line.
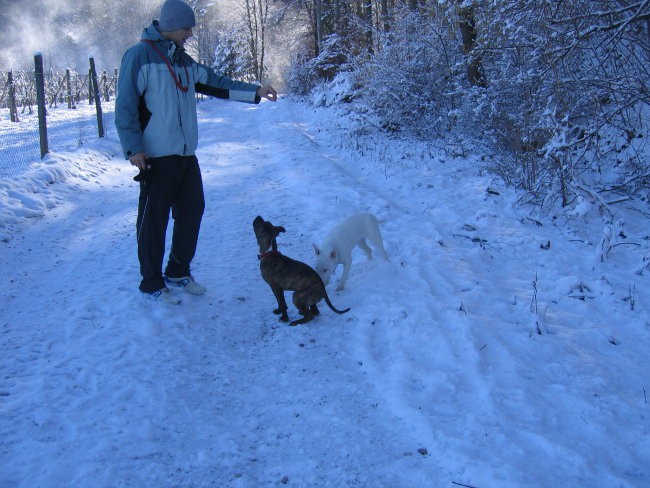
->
[377, 239, 388, 260]
[369, 227, 388, 260]
[337, 256, 353, 291]
[358, 239, 373, 259]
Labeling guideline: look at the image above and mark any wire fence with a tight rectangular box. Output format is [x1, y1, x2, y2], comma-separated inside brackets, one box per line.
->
[0, 57, 117, 179]
[0, 104, 115, 179]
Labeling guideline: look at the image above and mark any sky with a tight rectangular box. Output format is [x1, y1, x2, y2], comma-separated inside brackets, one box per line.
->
[0, 0, 271, 74]
[0, 0, 160, 71]
[0, 94, 649, 487]
[1, 0, 91, 69]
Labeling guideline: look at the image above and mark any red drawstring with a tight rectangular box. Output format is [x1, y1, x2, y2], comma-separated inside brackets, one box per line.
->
[141, 40, 189, 93]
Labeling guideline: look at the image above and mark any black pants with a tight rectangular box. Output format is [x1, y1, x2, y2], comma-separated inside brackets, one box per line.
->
[136, 155, 205, 293]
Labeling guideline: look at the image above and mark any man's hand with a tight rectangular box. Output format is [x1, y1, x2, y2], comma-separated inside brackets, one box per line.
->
[129, 152, 149, 172]
[257, 85, 278, 102]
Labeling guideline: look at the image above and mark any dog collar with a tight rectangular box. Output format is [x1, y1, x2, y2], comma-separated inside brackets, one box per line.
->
[258, 250, 281, 260]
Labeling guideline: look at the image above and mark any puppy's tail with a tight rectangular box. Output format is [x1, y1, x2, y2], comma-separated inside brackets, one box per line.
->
[323, 292, 350, 315]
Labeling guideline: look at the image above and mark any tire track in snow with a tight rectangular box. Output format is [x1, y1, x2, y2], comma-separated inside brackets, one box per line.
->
[187, 100, 445, 486]
[4, 99, 645, 487]
[237, 101, 522, 483]
[264, 100, 618, 484]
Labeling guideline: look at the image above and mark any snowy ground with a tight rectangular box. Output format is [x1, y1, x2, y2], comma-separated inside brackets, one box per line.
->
[1, 97, 648, 488]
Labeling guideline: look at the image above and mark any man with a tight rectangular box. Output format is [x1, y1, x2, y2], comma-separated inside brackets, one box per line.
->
[116, 0, 277, 304]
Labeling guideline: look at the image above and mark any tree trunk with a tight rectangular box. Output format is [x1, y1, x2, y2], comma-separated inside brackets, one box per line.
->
[381, 0, 390, 33]
[315, 0, 322, 56]
[364, 0, 374, 54]
[244, 0, 268, 80]
[458, 2, 487, 87]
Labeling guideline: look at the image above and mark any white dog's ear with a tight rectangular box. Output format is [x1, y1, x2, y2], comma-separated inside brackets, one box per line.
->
[313, 243, 321, 255]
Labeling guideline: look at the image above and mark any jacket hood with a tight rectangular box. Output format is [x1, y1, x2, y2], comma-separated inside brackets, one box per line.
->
[140, 21, 183, 60]
[141, 21, 166, 42]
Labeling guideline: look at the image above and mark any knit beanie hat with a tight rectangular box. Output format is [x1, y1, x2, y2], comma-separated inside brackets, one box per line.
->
[158, 0, 196, 31]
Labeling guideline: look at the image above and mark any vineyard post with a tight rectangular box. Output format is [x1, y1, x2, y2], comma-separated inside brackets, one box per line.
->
[101, 70, 109, 102]
[89, 57, 104, 138]
[34, 53, 49, 158]
[66, 68, 74, 109]
[74, 73, 79, 105]
[88, 68, 93, 104]
[8, 71, 19, 123]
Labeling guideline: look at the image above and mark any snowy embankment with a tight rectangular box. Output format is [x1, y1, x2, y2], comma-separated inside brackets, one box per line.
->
[1, 97, 648, 488]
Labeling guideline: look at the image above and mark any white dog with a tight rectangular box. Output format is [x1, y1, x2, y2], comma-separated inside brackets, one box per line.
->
[313, 213, 388, 291]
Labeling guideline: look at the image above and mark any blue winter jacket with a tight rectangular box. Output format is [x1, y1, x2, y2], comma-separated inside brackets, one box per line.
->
[115, 21, 261, 159]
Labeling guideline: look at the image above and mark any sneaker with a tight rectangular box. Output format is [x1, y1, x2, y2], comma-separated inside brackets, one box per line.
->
[149, 287, 181, 305]
[164, 275, 206, 296]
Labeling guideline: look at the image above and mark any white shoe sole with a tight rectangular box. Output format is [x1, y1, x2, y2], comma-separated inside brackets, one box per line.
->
[149, 287, 181, 304]
[165, 277, 206, 296]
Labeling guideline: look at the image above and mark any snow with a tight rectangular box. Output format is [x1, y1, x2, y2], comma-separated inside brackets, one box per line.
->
[1, 96, 649, 488]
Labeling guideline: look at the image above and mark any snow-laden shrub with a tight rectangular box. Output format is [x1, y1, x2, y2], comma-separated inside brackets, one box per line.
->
[310, 71, 357, 107]
[213, 27, 256, 82]
[470, 0, 650, 206]
[287, 34, 350, 97]
[352, 9, 463, 138]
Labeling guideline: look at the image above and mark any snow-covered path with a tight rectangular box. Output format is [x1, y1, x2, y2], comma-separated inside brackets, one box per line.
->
[1, 98, 648, 488]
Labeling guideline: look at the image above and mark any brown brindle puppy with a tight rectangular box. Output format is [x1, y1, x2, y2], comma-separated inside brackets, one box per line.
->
[253, 216, 350, 326]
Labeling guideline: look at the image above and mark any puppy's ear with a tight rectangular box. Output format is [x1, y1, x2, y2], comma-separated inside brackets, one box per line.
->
[272, 226, 286, 238]
[313, 244, 321, 255]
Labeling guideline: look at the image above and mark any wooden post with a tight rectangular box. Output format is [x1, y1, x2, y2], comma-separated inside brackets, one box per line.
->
[8, 71, 19, 122]
[101, 70, 109, 102]
[88, 68, 93, 104]
[66, 68, 74, 108]
[89, 56, 104, 138]
[74, 73, 79, 105]
[34, 53, 49, 158]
